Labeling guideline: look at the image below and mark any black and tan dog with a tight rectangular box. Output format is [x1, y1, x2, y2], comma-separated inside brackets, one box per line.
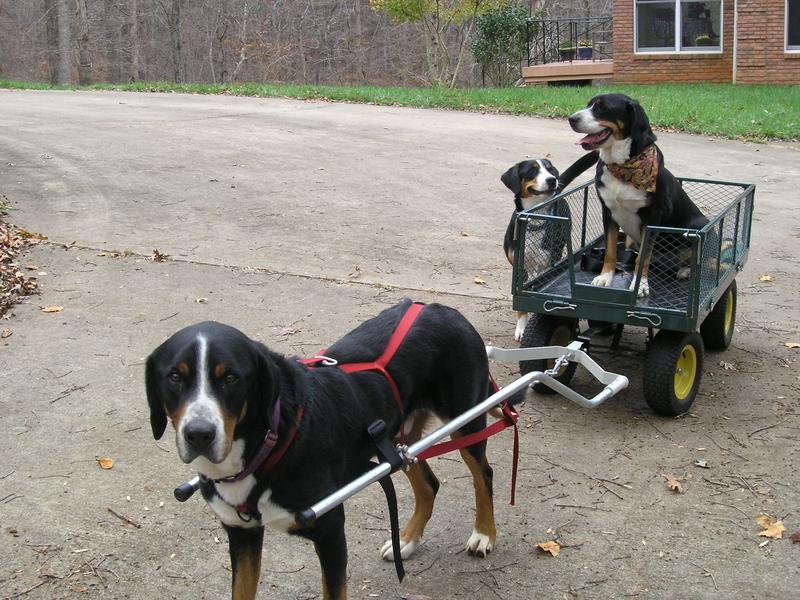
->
[500, 153, 599, 339]
[145, 299, 508, 600]
[568, 93, 708, 297]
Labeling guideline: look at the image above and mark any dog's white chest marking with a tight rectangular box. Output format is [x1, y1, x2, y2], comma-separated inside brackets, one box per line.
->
[599, 168, 649, 242]
[195, 439, 295, 531]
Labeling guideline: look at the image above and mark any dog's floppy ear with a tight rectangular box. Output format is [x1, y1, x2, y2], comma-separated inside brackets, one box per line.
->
[145, 354, 168, 440]
[252, 341, 283, 428]
[501, 163, 522, 195]
[627, 98, 657, 153]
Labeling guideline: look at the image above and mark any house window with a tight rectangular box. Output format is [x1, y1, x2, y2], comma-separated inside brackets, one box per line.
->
[789, 0, 800, 50]
[636, 0, 722, 52]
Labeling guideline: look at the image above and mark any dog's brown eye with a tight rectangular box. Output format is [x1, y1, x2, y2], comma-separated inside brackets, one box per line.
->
[224, 373, 238, 385]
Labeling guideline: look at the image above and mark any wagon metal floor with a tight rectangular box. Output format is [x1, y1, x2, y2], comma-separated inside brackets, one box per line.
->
[528, 259, 691, 312]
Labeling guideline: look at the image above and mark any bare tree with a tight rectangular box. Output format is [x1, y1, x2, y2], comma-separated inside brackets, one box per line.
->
[44, 0, 60, 84]
[57, 0, 71, 84]
[128, 0, 141, 81]
[158, 0, 184, 82]
[76, 0, 91, 84]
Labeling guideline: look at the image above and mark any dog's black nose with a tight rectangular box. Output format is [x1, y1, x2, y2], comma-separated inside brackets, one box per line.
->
[184, 420, 217, 450]
[568, 114, 579, 127]
[546, 177, 557, 187]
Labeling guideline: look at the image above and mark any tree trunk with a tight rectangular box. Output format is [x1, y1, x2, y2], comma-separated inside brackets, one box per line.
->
[44, 0, 60, 84]
[165, 0, 184, 83]
[75, 0, 91, 84]
[128, 0, 141, 82]
[57, 0, 71, 84]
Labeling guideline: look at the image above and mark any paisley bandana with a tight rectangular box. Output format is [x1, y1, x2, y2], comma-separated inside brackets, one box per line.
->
[606, 144, 659, 193]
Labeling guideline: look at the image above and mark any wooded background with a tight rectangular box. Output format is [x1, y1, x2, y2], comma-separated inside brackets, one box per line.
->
[0, 1, 609, 88]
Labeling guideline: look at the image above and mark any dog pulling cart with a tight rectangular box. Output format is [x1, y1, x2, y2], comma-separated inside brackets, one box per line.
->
[285, 176, 754, 528]
[174, 176, 753, 580]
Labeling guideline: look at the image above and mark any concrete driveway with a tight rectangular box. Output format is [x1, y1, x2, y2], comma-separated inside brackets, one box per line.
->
[1, 89, 798, 599]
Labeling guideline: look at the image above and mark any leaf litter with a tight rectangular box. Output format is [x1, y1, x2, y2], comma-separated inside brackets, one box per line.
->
[1, 200, 45, 317]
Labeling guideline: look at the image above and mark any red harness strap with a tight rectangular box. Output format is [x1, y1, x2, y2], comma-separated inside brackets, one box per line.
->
[335, 302, 424, 412]
[416, 376, 520, 505]
[300, 302, 426, 440]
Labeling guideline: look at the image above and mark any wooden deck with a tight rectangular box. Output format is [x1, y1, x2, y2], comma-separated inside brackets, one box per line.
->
[522, 60, 614, 84]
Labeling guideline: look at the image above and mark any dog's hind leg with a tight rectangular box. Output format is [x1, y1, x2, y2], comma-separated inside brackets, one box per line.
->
[381, 411, 439, 561]
[455, 435, 496, 558]
[224, 525, 264, 600]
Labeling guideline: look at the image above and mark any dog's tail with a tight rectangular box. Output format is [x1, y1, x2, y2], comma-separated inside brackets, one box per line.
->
[557, 150, 599, 191]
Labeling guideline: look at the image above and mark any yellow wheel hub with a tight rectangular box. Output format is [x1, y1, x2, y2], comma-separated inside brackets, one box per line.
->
[548, 325, 573, 376]
[723, 290, 734, 334]
[674, 344, 697, 400]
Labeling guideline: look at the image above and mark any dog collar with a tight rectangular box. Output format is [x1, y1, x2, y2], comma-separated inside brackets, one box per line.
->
[606, 144, 658, 193]
[214, 398, 304, 484]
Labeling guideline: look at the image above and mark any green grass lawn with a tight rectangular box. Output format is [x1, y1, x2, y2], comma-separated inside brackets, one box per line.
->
[2, 79, 798, 141]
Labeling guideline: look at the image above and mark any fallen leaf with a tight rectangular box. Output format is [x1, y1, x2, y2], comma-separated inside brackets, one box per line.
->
[755, 515, 785, 539]
[460, 231, 470, 237]
[97, 457, 114, 470]
[789, 531, 800, 544]
[1, 328, 12, 339]
[195, 297, 208, 304]
[473, 277, 486, 285]
[755, 514, 771, 528]
[694, 460, 709, 469]
[758, 274, 773, 282]
[535, 541, 561, 557]
[719, 361, 736, 371]
[402, 596, 433, 600]
[785, 342, 800, 349]
[152, 249, 169, 262]
[41, 306, 63, 313]
[661, 473, 683, 493]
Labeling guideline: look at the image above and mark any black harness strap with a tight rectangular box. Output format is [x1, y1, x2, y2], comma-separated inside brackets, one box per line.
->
[367, 419, 405, 582]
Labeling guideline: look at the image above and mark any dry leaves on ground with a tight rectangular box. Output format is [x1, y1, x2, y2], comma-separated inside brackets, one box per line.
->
[661, 473, 684, 493]
[789, 531, 800, 544]
[152, 249, 169, 262]
[1, 211, 44, 317]
[473, 277, 486, 285]
[785, 342, 800, 349]
[41, 305, 63, 313]
[96, 457, 115, 470]
[755, 514, 785, 539]
[1, 328, 12, 339]
[535, 541, 561, 557]
[758, 274, 773, 282]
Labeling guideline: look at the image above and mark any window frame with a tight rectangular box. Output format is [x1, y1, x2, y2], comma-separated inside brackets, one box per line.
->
[634, 0, 724, 55]
[787, 0, 800, 52]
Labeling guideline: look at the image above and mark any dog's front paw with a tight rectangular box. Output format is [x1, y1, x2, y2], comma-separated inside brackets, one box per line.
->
[676, 266, 690, 280]
[380, 537, 419, 561]
[466, 530, 494, 558]
[630, 276, 650, 297]
[592, 271, 614, 287]
[514, 313, 530, 342]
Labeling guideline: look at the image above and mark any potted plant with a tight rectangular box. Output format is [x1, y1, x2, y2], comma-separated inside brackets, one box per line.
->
[558, 43, 576, 62]
[577, 39, 593, 60]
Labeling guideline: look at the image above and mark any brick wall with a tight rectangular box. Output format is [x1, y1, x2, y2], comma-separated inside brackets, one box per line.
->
[613, 0, 800, 84]
[613, 0, 734, 83]
[736, 0, 800, 83]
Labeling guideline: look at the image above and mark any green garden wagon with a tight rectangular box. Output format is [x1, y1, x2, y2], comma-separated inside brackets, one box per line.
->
[509, 177, 755, 416]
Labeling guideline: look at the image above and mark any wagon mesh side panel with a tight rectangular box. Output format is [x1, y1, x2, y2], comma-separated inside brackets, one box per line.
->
[580, 186, 606, 254]
[636, 231, 691, 312]
[699, 219, 724, 306]
[681, 181, 744, 219]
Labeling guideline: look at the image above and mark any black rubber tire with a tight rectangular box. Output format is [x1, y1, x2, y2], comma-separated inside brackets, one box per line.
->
[519, 314, 578, 394]
[643, 330, 704, 416]
[700, 280, 737, 350]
